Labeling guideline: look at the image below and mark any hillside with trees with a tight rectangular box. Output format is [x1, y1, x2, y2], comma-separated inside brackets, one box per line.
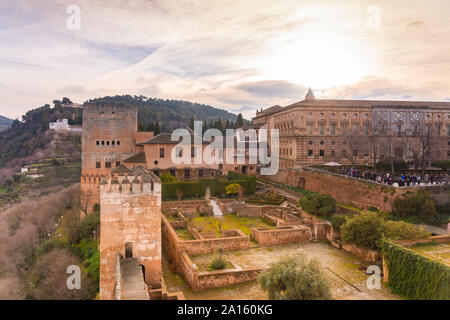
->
[86, 95, 240, 132]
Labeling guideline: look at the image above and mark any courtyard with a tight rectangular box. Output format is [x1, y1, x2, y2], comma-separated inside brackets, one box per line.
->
[162, 241, 400, 300]
[408, 241, 450, 266]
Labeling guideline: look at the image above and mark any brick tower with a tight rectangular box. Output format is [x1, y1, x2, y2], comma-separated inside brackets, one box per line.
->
[99, 165, 162, 300]
[81, 104, 137, 214]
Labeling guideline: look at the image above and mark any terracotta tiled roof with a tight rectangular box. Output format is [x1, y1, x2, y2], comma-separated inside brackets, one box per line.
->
[141, 132, 210, 145]
[123, 152, 146, 163]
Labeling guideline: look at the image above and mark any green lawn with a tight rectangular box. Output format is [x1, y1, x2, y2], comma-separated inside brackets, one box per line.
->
[188, 214, 274, 236]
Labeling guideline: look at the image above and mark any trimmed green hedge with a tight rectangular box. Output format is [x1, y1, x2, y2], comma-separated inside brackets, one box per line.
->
[162, 176, 256, 200]
[381, 241, 450, 300]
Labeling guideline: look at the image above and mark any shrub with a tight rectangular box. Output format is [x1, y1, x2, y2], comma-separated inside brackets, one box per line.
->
[258, 254, 331, 300]
[384, 220, 429, 241]
[367, 206, 378, 212]
[92, 203, 100, 212]
[162, 177, 255, 200]
[210, 257, 226, 270]
[341, 212, 386, 250]
[160, 172, 178, 183]
[432, 160, 450, 171]
[392, 190, 439, 224]
[331, 214, 352, 231]
[225, 183, 240, 195]
[299, 193, 336, 217]
[341, 212, 430, 250]
[375, 160, 409, 172]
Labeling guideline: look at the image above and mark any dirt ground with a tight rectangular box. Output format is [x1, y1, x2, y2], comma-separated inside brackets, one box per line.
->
[162, 241, 400, 300]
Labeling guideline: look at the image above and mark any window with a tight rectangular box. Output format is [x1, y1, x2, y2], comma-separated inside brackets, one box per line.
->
[198, 169, 204, 177]
[447, 125, 450, 137]
[219, 164, 223, 169]
[319, 113, 324, 118]
[105, 161, 111, 168]
[308, 124, 313, 135]
[319, 124, 324, 135]
[319, 150, 324, 157]
[184, 169, 190, 179]
[117, 141, 120, 146]
[342, 113, 347, 118]
[342, 124, 347, 135]
[413, 125, 419, 136]
[96, 162, 101, 168]
[436, 125, 441, 136]
[353, 113, 358, 119]
[191, 146, 196, 158]
[96, 141, 99, 146]
[352, 123, 358, 131]
[116, 161, 120, 167]
[331, 140, 336, 145]
[330, 124, 336, 135]
[330, 113, 335, 119]
[112, 141, 115, 146]
[320, 141, 324, 145]
[160, 148, 165, 158]
[363, 124, 369, 135]
[101, 141, 105, 146]
[308, 112, 313, 118]
[308, 140, 313, 145]
[106, 141, 110, 146]
[342, 149, 347, 156]
[153, 169, 160, 177]
[396, 125, 402, 136]
[308, 150, 313, 157]
[170, 169, 176, 176]
[331, 150, 336, 157]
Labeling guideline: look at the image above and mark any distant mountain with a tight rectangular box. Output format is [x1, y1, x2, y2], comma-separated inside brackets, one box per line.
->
[0, 115, 13, 131]
[86, 95, 238, 132]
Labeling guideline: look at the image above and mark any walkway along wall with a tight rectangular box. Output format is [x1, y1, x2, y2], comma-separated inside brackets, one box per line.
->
[262, 168, 448, 212]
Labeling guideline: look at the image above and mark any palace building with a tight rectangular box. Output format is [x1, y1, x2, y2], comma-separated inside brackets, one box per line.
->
[252, 89, 450, 169]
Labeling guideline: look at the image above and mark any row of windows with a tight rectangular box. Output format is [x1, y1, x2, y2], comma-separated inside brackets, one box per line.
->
[96, 140, 121, 146]
[95, 161, 120, 168]
[159, 146, 198, 158]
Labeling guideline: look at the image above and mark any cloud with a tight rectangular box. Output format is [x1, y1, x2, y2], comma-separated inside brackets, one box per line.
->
[1, 0, 450, 119]
[237, 80, 307, 99]
[406, 20, 424, 30]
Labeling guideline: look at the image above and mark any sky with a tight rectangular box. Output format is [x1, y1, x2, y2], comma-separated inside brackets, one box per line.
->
[1, 0, 450, 120]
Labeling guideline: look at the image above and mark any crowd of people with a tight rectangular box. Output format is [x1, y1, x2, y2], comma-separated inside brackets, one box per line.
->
[339, 167, 449, 187]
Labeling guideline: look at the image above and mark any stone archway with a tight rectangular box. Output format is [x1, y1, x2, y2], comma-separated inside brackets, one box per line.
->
[297, 177, 306, 189]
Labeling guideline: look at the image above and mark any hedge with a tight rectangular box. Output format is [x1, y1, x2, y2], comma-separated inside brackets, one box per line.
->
[162, 177, 255, 200]
[381, 241, 450, 300]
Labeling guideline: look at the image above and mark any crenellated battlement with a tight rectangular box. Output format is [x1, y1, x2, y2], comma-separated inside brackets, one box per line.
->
[99, 175, 161, 196]
[83, 103, 136, 112]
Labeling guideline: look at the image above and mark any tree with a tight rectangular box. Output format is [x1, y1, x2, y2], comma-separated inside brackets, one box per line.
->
[433, 160, 450, 171]
[341, 211, 429, 250]
[235, 113, 244, 129]
[299, 193, 336, 217]
[258, 254, 331, 300]
[342, 128, 370, 167]
[154, 121, 161, 135]
[188, 116, 195, 129]
[225, 183, 240, 196]
[392, 190, 439, 224]
[160, 172, 177, 183]
[410, 125, 437, 175]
